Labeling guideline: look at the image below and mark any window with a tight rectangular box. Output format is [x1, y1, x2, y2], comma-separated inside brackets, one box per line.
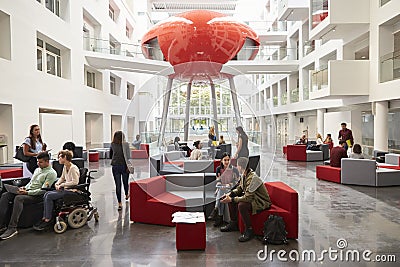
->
[45, 0, 60, 16]
[109, 41, 116, 54]
[127, 83, 135, 100]
[87, 71, 95, 88]
[380, 0, 391, 6]
[37, 38, 61, 77]
[110, 76, 116, 95]
[109, 5, 115, 21]
[126, 26, 130, 38]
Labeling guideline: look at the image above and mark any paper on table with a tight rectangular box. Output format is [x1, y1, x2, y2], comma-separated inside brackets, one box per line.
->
[172, 212, 205, 223]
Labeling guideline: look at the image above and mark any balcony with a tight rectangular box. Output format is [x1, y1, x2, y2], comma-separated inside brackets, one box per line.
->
[309, 60, 369, 99]
[380, 50, 400, 83]
[278, 0, 309, 21]
[290, 88, 299, 103]
[246, 20, 288, 44]
[309, 0, 369, 41]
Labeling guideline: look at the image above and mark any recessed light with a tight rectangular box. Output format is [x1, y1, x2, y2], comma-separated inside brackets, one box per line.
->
[361, 56, 366, 59]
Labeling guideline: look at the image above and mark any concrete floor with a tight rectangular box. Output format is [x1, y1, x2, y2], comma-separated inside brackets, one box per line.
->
[0, 150, 399, 266]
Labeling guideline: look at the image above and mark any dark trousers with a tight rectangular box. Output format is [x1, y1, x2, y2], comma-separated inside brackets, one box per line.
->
[112, 165, 129, 203]
[43, 190, 77, 220]
[228, 201, 252, 229]
[0, 192, 42, 229]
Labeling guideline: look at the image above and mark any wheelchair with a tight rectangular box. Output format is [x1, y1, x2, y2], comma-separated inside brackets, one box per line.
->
[52, 168, 99, 234]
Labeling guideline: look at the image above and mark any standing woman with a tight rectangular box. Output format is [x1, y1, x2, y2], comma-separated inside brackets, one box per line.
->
[234, 126, 249, 159]
[110, 131, 131, 211]
[23, 124, 47, 177]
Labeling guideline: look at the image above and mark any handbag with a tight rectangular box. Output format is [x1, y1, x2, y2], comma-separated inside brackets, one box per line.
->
[14, 145, 31, 162]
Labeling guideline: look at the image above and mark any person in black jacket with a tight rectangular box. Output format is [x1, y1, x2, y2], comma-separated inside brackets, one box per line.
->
[110, 131, 131, 211]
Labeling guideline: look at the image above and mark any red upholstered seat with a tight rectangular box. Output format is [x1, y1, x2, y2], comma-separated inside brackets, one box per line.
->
[88, 152, 99, 162]
[164, 161, 184, 167]
[286, 145, 307, 161]
[131, 149, 148, 159]
[176, 221, 206, 250]
[238, 181, 298, 239]
[140, 144, 150, 156]
[283, 146, 287, 154]
[379, 165, 400, 170]
[0, 168, 23, 179]
[316, 165, 341, 183]
[129, 176, 185, 226]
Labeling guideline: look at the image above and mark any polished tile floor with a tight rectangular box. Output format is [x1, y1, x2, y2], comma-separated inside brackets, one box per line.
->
[0, 150, 399, 266]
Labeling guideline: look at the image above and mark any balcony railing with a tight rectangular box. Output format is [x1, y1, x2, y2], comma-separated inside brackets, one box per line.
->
[281, 92, 287, 105]
[245, 20, 287, 32]
[311, 65, 328, 91]
[83, 36, 298, 61]
[169, 106, 232, 115]
[380, 50, 400, 83]
[311, 0, 329, 29]
[303, 86, 310, 100]
[303, 41, 315, 56]
[290, 88, 299, 103]
[273, 96, 278, 107]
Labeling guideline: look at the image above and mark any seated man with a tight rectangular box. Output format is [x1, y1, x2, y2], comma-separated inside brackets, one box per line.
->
[0, 152, 57, 240]
[330, 140, 348, 167]
[132, 134, 141, 150]
[220, 157, 271, 242]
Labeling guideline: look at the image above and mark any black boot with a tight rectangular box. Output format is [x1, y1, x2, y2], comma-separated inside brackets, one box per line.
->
[238, 228, 254, 242]
[207, 208, 218, 220]
[220, 221, 238, 232]
[213, 215, 223, 227]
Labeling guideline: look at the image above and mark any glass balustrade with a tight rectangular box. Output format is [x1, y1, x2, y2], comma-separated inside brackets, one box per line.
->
[83, 36, 298, 61]
[303, 86, 310, 100]
[311, 0, 329, 29]
[290, 88, 299, 103]
[380, 50, 400, 83]
[311, 65, 328, 91]
[281, 92, 287, 105]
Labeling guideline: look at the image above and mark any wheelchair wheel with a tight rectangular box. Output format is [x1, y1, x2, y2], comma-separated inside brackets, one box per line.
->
[67, 208, 88, 229]
[54, 220, 67, 234]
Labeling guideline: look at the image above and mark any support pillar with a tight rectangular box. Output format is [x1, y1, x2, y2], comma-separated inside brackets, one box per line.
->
[158, 78, 173, 147]
[288, 112, 296, 144]
[184, 81, 192, 141]
[210, 82, 219, 138]
[228, 77, 242, 127]
[317, 108, 326, 136]
[374, 101, 388, 152]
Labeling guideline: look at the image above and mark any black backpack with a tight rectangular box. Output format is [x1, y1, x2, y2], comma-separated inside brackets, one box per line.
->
[262, 214, 288, 245]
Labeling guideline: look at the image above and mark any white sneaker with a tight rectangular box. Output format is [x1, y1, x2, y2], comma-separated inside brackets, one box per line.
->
[0, 228, 18, 240]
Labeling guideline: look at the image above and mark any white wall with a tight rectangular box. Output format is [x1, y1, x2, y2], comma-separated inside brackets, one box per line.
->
[40, 113, 73, 152]
[324, 111, 351, 144]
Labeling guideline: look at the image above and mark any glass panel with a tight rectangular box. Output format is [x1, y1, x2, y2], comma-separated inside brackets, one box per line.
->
[380, 0, 391, 7]
[37, 38, 43, 48]
[311, 0, 329, 28]
[56, 56, 61, 77]
[37, 49, 43, 71]
[45, 0, 54, 13]
[46, 43, 60, 56]
[46, 53, 56, 75]
[361, 113, 374, 157]
[388, 111, 400, 153]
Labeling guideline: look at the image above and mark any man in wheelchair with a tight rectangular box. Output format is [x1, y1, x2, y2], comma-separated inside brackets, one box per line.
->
[0, 152, 57, 240]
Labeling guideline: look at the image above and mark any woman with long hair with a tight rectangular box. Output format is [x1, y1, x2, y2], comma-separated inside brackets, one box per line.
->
[189, 140, 203, 160]
[234, 126, 249, 159]
[110, 131, 131, 211]
[208, 152, 239, 226]
[22, 124, 46, 176]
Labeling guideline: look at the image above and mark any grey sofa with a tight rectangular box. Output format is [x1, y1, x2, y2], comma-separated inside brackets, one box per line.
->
[341, 158, 400, 186]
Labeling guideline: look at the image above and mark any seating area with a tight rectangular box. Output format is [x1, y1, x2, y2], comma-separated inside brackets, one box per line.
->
[129, 173, 216, 226]
[286, 144, 329, 162]
[316, 158, 400, 187]
[131, 144, 150, 159]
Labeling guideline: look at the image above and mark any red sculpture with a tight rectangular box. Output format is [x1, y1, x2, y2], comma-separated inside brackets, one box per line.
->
[141, 10, 260, 75]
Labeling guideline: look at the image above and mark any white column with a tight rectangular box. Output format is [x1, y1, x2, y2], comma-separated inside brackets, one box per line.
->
[288, 112, 296, 144]
[228, 77, 242, 127]
[210, 82, 219, 138]
[317, 108, 326, 136]
[184, 82, 192, 141]
[260, 116, 267, 149]
[374, 101, 388, 151]
[158, 78, 173, 147]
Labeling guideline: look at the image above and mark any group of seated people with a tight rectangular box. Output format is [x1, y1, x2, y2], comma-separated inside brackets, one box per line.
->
[0, 146, 82, 240]
[295, 133, 334, 150]
[207, 155, 271, 242]
[173, 135, 227, 160]
[330, 142, 365, 167]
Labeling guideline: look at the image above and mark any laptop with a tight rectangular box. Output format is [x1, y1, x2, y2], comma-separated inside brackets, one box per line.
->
[3, 184, 21, 194]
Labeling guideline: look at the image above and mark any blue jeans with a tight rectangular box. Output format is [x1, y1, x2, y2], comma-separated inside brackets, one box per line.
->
[112, 165, 129, 203]
[215, 187, 229, 216]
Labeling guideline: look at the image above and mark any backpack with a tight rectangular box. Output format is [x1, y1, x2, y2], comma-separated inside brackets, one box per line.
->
[262, 214, 288, 245]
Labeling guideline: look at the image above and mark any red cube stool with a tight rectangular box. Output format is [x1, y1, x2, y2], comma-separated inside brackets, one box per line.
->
[174, 212, 206, 251]
[89, 151, 99, 162]
[316, 165, 341, 183]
